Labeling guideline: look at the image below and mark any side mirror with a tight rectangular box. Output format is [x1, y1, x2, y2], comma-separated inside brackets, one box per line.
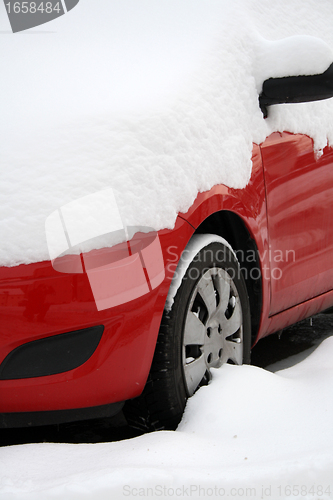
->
[259, 62, 333, 118]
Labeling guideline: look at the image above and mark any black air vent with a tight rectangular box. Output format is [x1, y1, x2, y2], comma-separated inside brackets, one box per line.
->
[0, 325, 104, 380]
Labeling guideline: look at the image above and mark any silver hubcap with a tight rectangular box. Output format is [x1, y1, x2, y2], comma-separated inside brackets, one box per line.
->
[182, 267, 243, 396]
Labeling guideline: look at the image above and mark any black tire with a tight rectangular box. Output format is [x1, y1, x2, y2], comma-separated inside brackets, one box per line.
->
[124, 235, 251, 431]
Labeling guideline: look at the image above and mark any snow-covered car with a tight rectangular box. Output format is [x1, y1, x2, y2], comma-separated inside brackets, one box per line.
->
[1, 0, 333, 431]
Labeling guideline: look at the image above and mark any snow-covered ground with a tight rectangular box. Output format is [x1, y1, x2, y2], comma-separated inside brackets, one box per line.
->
[1, 330, 333, 500]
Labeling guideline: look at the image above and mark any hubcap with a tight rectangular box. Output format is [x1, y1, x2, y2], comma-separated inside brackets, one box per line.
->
[182, 267, 243, 396]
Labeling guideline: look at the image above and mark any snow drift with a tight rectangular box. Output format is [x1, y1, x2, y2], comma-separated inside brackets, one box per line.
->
[1, 336, 333, 500]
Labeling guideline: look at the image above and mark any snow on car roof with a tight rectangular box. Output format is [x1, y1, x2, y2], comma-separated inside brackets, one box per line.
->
[1, 0, 333, 267]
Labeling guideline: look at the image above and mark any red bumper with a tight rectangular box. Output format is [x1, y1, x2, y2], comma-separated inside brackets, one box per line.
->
[0, 217, 193, 414]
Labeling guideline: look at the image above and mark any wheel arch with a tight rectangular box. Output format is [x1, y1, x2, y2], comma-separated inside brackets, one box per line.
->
[191, 210, 262, 346]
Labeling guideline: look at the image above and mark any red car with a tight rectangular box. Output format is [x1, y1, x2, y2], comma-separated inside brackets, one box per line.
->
[1, 63, 333, 432]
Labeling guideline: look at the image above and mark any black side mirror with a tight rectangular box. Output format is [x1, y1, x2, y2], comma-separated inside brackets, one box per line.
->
[259, 63, 333, 118]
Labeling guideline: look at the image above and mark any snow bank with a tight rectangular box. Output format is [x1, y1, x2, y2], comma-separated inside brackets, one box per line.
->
[1, 0, 333, 267]
[1, 336, 333, 500]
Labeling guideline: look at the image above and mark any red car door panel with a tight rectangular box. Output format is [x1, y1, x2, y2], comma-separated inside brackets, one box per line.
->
[261, 132, 333, 316]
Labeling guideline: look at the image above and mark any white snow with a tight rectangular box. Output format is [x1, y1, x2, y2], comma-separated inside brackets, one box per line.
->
[164, 234, 237, 311]
[1, 0, 333, 267]
[253, 35, 333, 93]
[1, 335, 333, 500]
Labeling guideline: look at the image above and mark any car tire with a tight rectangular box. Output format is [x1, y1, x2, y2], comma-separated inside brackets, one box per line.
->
[124, 234, 251, 431]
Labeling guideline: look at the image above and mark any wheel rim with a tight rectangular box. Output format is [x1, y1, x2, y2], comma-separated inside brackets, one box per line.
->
[182, 267, 243, 396]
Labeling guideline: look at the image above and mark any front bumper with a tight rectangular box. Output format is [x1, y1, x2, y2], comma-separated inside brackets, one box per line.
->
[0, 217, 193, 424]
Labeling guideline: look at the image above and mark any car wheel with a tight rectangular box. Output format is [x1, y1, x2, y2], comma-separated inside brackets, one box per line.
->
[124, 234, 251, 431]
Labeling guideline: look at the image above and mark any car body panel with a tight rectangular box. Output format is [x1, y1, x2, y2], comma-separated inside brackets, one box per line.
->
[261, 132, 333, 316]
[177, 143, 272, 341]
[0, 217, 194, 413]
[1, 134, 333, 419]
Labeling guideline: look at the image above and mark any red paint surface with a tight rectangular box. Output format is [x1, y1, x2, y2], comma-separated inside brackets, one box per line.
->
[1, 133, 333, 415]
[261, 132, 333, 316]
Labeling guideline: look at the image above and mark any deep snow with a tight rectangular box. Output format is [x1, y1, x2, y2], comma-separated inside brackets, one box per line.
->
[1, 335, 333, 500]
[1, 0, 333, 267]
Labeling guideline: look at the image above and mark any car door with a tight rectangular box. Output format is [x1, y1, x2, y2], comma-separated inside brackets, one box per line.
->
[260, 131, 333, 316]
